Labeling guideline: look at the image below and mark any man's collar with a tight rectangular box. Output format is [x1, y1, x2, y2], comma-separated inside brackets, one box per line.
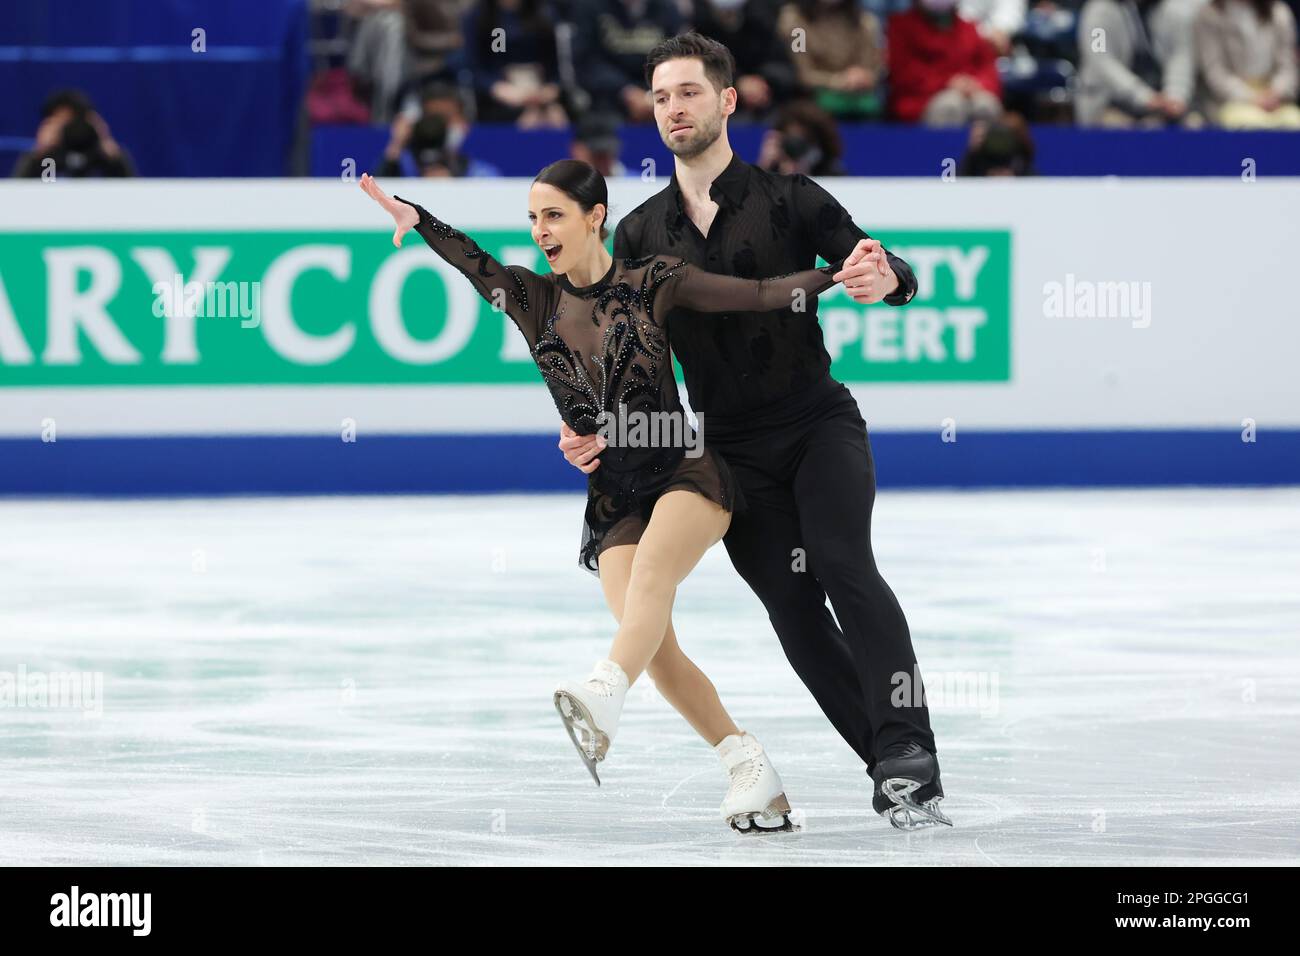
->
[668, 151, 749, 221]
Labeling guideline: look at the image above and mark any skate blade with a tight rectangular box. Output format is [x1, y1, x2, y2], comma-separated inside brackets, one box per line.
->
[887, 806, 951, 831]
[728, 794, 800, 835]
[553, 691, 607, 787]
[881, 777, 953, 830]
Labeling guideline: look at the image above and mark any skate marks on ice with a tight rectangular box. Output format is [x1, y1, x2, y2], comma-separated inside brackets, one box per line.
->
[0, 489, 1297, 865]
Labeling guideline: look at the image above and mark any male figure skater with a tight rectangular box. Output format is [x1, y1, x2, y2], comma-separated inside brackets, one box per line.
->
[558, 33, 950, 829]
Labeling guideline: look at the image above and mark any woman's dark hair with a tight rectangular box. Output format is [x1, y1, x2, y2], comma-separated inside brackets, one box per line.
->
[533, 158, 610, 241]
[643, 31, 736, 93]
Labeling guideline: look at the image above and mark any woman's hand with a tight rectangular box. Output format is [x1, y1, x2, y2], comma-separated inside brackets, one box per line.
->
[359, 173, 419, 246]
[559, 422, 605, 474]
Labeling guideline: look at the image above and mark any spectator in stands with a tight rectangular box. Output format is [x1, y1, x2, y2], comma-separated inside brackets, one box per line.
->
[380, 83, 502, 176]
[959, 0, 1027, 54]
[692, 0, 798, 121]
[1150, 0, 1207, 118]
[1194, 0, 1300, 128]
[776, 0, 887, 119]
[888, 0, 1004, 125]
[569, 112, 627, 176]
[756, 98, 848, 174]
[1075, 0, 1198, 126]
[571, 0, 685, 122]
[461, 0, 568, 127]
[403, 0, 470, 90]
[346, 0, 410, 125]
[12, 89, 135, 178]
[958, 112, 1038, 174]
[377, 114, 457, 175]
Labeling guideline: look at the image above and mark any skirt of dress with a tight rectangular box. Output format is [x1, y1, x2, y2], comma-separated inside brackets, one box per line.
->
[577, 445, 745, 576]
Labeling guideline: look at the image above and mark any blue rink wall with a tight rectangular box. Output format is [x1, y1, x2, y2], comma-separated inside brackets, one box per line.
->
[2, 430, 1297, 496]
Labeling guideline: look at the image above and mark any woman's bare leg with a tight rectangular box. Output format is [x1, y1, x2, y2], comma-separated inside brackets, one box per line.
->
[604, 489, 731, 685]
[599, 543, 740, 745]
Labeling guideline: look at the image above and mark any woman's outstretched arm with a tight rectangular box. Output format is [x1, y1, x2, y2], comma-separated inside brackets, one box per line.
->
[359, 173, 545, 335]
[650, 257, 847, 316]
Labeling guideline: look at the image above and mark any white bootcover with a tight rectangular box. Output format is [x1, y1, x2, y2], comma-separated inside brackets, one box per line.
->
[554, 659, 629, 784]
[716, 733, 796, 833]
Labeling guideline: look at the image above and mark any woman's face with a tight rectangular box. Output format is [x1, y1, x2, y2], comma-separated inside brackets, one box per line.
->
[528, 182, 603, 275]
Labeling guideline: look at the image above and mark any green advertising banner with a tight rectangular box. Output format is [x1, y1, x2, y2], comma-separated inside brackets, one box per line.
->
[0, 229, 1009, 386]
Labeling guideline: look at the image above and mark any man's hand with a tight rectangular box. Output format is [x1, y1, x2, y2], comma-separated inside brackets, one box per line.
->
[559, 422, 605, 474]
[833, 238, 899, 305]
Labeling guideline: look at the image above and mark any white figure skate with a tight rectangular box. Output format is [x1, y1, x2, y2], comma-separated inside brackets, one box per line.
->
[716, 732, 798, 834]
[553, 659, 629, 786]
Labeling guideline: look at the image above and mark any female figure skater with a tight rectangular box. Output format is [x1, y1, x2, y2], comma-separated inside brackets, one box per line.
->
[359, 162, 845, 832]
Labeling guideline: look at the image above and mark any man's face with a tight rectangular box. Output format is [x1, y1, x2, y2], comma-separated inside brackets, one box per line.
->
[650, 58, 731, 159]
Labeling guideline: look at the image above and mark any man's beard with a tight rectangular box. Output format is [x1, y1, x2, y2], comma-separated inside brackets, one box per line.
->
[663, 114, 722, 159]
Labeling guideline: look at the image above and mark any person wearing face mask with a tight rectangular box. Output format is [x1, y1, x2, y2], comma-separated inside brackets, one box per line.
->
[757, 99, 848, 176]
[887, 0, 1005, 125]
[958, 0, 1027, 56]
[958, 113, 1038, 175]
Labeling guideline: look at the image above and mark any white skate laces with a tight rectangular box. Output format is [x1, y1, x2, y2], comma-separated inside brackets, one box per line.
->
[715, 733, 797, 834]
[717, 733, 765, 792]
[584, 659, 628, 699]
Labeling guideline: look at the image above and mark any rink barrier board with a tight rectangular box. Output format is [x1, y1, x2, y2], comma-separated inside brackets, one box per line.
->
[0, 429, 1296, 495]
[2, 178, 1296, 495]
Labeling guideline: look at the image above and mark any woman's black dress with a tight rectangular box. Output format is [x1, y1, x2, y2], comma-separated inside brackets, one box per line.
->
[394, 196, 845, 573]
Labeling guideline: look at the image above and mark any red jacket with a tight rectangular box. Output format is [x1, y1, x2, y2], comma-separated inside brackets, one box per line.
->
[887, 9, 1002, 123]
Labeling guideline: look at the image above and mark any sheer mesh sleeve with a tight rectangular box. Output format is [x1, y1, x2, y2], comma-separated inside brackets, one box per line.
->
[650, 257, 846, 316]
[392, 195, 547, 339]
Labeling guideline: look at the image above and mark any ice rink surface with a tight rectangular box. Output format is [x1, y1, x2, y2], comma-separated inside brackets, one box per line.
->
[1, 488, 1297, 866]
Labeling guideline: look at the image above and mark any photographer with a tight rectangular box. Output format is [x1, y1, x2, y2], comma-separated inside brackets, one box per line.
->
[756, 99, 848, 176]
[12, 89, 136, 178]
